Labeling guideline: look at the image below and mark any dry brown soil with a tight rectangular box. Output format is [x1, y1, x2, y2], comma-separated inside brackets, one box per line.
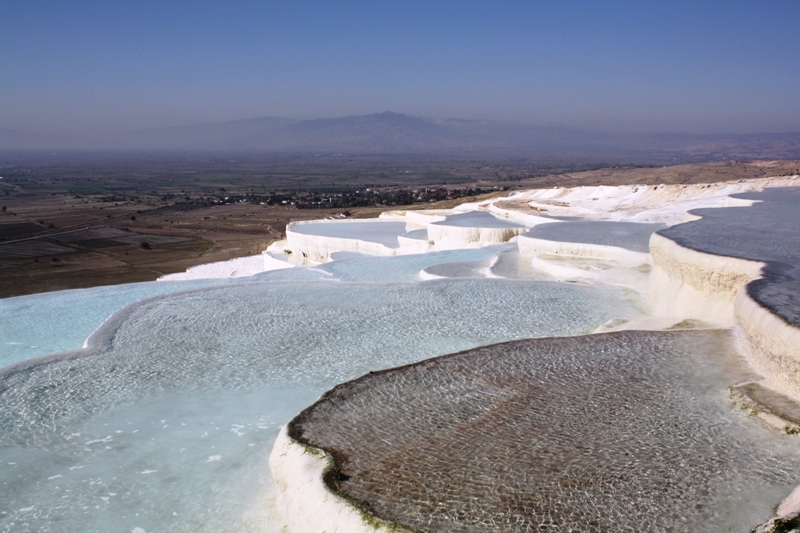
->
[0, 200, 396, 298]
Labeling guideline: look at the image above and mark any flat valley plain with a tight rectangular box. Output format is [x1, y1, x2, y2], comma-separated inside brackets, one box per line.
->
[1, 152, 797, 298]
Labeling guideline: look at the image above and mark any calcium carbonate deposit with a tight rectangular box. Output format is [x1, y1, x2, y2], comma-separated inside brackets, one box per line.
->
[1, 175, 799, 533]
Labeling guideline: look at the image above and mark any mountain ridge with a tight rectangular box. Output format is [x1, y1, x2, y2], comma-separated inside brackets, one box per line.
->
[3, 112, 800, 161]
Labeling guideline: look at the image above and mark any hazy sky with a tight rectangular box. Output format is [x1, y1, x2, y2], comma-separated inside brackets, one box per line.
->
[2, 0, 799, 135]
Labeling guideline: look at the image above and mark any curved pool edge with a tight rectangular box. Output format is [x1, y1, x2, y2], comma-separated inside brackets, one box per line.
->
[269, 426, 412, 533]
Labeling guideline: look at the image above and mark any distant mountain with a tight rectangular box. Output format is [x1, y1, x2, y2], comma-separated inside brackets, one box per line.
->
[272, 112, 479, 152]
[108, 112, 497, 152]
[3, 113, 800, 161]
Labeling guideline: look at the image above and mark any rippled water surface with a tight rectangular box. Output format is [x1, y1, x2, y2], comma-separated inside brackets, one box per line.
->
[293, 331, 800, 532]
[0, 249, 640, 532]
[0, 279, 227, 366]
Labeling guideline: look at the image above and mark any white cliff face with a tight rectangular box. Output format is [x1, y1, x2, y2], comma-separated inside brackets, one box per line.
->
[517, 240, 652, 295]
[479, 176, 799, 300]
[285, 225, 397, 263]
[640, 179, 800, 402]
[426, 223, 525, 250]
[734, 290, 800, 401]
[647, 229, 800, 400]
[514, 219, 662, 294]
[648, 233, 765, 327]
[283, 219, 414, 262]
[424, 212, 527, 250]
[518, 235, 651, 267]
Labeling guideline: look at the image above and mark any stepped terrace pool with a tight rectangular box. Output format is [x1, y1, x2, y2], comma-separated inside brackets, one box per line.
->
[3, 181, 800, 532]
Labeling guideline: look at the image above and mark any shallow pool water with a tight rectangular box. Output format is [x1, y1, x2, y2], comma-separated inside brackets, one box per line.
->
[522, 220, 666, 252]
[293, 331, 800, 532]
[0, 249, 641, 532]
[321, 246, 508, 281]
[0, 279, 227, 367]
[433, 211, 526, 228]
[289, 220, 408, 247]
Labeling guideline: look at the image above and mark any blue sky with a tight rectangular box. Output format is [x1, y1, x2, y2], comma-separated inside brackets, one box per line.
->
[2, 0, 799, 135]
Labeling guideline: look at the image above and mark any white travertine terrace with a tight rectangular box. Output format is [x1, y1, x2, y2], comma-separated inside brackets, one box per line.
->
[284, 220, 405, 263]
[274, 175, 800, 266]
[425, 224, 523, 249]
[735, 288, 800, 401]
[518, 235, 651, 266]
[270, 174, 800, 533]
[282, 212, 527, 262]
[398, 209, 449, 226]
[648, 230, 800, 401]
[425, 212, 527, 250]
[648, 233, 765, 327]
[158, 252, 294, 281]
[483, 176, 800, 224]
[528, 255, 652, 295]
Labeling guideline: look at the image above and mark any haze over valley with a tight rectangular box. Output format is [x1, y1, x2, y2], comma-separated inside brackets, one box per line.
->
[4, 112, 800, 162]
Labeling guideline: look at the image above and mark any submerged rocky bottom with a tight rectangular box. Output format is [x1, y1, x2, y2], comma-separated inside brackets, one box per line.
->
[290, 330, 800, 533]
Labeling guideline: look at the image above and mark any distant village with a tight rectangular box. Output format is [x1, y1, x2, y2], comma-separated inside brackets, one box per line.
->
[140, 185, 507, 212]
[289, 185, 504, 210]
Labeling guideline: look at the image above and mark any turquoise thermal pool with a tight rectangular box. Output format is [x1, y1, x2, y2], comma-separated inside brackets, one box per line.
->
[287, 220, 408, 247]
[0, 248, 639, 532]
[523, 220, 667, 253]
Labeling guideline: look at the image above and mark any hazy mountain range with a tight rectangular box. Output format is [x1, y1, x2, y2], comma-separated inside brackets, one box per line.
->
[3, 112, 800, 161]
